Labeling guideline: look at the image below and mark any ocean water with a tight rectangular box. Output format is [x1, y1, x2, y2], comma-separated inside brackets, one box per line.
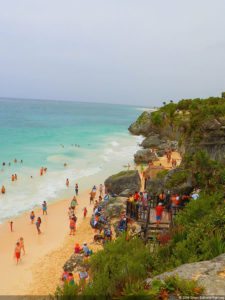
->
[0, 98, 143, 222]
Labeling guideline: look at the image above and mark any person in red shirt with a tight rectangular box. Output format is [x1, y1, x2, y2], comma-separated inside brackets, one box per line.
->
[134, 191, 140, 202]
[83, 207, 87, 218]
[155, 203, 164, 225]
[74, 243, 81, 253]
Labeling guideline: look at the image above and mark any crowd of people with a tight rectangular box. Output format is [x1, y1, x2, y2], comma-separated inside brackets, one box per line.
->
[61, 184, 107, 289]
[127, 188, 200, 224]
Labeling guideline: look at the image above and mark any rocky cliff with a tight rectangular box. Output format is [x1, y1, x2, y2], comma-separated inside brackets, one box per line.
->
[104, 170, 141, 196]
[146, 253, 225, 296]
[129, 98, 225, 162]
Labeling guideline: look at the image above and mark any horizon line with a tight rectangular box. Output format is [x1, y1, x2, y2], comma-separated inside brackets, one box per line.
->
[0, 95, 149, 108]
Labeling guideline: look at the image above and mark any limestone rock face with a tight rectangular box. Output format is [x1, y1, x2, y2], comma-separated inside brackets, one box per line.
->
[104, 170, 141, 196]
[129, 110, 225, 163]
[146, 168, 193, 194]
[134, 149, 159, 164]
[146, 254, 225, 296]
[63, 254, 84, 272]
[141, 134, 163, 148]
[189, 118, 225, 161]
[128, 111, 155, 136]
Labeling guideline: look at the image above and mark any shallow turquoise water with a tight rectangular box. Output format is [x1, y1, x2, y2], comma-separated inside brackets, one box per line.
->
[0, 99, 143, 221]
[0, 99, 140, 167]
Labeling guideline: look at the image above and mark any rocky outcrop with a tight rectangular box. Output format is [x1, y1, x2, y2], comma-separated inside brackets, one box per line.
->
[129, 109, 225, 163]
[104, 197, 126, 218]
[186, 117, 225, 161]
[134, 149, 158, 164]
[146, 253, 225, 296]
[141, 134, 178, 152]
[140, 134, 163, 148]
[146, 168, 193, 194]
[104, 170, 141, 196]
[63, 254, 85, 272]
[128, 111, 155, 136]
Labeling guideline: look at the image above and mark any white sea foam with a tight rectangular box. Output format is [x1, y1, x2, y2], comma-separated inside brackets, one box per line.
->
[0, 133, 141, 223]
[110, 141, 119, 147]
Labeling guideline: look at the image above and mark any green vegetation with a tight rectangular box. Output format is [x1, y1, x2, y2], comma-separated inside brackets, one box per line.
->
[165, 169, 189, 189]
[156, 169, 169, 179]
[83, 236, 152, 297]
[151, 193, 225, 273]
[135, 111, 151, 125]
[148, 276, 204, 298]
[55, 282, 79, 298]
[151, 111, 163, 126]
[149, 96, 225, 148]
[110, 170, 136, 180]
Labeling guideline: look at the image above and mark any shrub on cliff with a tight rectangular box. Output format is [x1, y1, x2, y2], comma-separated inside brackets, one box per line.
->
[83, 235, 153, 297]
[151, 192, 225, 273]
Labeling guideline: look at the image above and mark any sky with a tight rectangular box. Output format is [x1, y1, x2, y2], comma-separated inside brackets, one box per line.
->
[0, 0, 225, 106]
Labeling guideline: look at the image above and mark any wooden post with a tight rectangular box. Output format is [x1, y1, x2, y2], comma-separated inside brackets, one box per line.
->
[144, 203, 151, 243]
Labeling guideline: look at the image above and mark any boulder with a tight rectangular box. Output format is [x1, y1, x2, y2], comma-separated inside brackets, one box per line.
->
[128, 111, 155, 136]
[146, 253, 225, 296]
[63, 254, 84, 272]
[141, 134, 163, 148]
[104, 170, 141, 195]
[134, 149, 158, 164]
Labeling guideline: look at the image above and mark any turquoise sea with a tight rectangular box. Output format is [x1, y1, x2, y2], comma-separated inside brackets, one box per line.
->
[0, 98, 144, 222]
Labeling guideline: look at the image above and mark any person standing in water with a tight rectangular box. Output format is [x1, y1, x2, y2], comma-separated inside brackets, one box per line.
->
[75, 183, 79, 196]
[42, 201, 47, 215]
[66, 178, 69, 187]
[30, 211, 35, 224]
[14, 242, 21, 264]
[1, 185, 6, 194]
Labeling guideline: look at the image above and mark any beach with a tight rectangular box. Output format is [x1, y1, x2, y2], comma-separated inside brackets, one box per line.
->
[0, 148, 181, 295]
[0, 187, 99, 295]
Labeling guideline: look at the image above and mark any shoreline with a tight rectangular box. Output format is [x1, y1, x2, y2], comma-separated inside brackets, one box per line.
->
[0, 136, 140, 295]
[0, 188, 96, 295]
